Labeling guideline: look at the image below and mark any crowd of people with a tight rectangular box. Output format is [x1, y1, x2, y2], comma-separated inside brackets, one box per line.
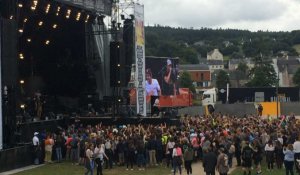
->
[32, 113, 300, 175]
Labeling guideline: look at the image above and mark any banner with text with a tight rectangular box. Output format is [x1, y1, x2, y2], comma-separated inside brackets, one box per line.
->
[134, 4, 146, 116]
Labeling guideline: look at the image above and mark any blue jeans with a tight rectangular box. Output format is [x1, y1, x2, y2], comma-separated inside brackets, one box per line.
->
[137, 154, 145, 167]
[56, 147, 62, 162]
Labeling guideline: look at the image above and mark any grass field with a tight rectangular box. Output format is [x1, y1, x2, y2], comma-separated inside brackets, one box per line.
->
[13, 162, 171, 175]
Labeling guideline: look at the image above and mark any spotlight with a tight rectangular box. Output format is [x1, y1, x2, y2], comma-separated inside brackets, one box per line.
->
[20, 80, 25, 84]
[45, 40, 50, 45]
[19, 53, 24, 59]
[23, 18, 28, 23]
[20, 104, 25, 109]
[31, 0, 38, 11]
[9, 15, 13, 20]
[27, 38, 31, 42]
[18, 29, 24, 33]
[45, 4, 51, 14]
[52, 24, 58, 29]
[38, 21, 43, 26]
[56, 6, 61, 16]
[118, 80, 121, 84]
[66, 9, 71, 19]
[85, 14, 90, 23]
[76, 12, 81, 21]
[18, 3, 23, 8]
[117, 64, 120, 67]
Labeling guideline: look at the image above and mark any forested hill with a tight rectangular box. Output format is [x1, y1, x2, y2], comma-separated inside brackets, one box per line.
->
[144, 26, 300, 64]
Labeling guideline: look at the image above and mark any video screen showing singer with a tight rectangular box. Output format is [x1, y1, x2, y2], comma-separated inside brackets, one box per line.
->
[162, 59, 179, 96]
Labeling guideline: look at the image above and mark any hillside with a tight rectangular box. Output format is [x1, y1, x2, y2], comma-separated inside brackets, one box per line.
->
[145, 26, 300, 64]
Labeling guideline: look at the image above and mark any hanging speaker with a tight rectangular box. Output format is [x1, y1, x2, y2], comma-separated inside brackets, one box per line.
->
[110, 41, 125, 87]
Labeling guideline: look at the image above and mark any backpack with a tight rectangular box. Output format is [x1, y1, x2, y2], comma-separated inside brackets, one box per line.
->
[176, 147, 182, 156]
[243, 148, 252, 160]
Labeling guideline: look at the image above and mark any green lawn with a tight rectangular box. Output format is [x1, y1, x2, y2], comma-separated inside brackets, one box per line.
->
[13, 162, 171, 175]
[230, 160, 295, 175]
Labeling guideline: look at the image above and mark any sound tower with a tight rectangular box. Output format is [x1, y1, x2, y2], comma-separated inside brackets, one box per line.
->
[110, 41, 125, 87]
[123, 19, 134, 87]
[1, 17, 18, 147]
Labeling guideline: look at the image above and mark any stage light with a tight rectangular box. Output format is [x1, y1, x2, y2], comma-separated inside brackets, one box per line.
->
[31, 0, 38, 11]
[45, 40, 50, 45]
[118, 81, 121, 84]
[52, 24, 58, 29]
[85, 14, 90, 23]
[19, 53, 24, 59]
[76, 12, 81, 21]
[18, 29, 24, 33]
[117, 64, 120, 67]
[23, 18, 28, 23]
[45, 4, 51, 14]
[20, 80, 25, 84]
[18, 3, 23, 8]
[56, 6, 61, 16]
[38, 21, 43, 26]
[9, 15, 14, 20]
[66, 9, 71, 19]
[20, 104, 25, 109]
[27, 38, 31, 42]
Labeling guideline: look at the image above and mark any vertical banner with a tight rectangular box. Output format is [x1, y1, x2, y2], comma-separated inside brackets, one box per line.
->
[0, 20, 2, 150]
[134, 4, 146, 116]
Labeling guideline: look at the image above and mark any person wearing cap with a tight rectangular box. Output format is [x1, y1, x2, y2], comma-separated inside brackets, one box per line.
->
[162, 59, 178, 96]
[32, 132, 40, 165]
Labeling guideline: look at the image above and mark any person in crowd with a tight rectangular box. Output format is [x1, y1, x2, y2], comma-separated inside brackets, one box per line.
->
[183, 144, 193, 175]
[44, 134, 54, 163]
[172, 143, 183, 175]
[94, 142, 108, 175]
[283, 144, 295, 175]
[65, 134, 73, 161]
[166, 137, 175, 168]
[54, 132, 63, 163]
[85, 143, 94, 175]
[275, 140, 284, 169]
[32, 132, 40, 165]
[252, 139, 263, 174]
[242, 141, 253, 175]
[70, 134, 79, 165]
[203, 147, 217, 175]
[216, 148, 229, 175]
[265, 139, 275, 171]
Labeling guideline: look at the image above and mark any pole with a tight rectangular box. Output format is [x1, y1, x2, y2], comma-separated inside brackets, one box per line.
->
[226, 83, 229, 104]
[0, 19, 2, 150]
[276, 71, 279, 119]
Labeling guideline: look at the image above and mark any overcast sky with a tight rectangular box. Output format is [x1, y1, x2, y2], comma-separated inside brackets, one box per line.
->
[138, 0, 300, 32]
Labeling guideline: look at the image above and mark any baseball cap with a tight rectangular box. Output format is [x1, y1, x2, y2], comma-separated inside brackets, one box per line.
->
[167, 59, 172, 65]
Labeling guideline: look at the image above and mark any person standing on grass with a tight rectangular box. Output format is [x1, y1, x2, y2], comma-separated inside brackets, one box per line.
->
[241, 141, 253, 175]
[283, 144, 295, 175]
[275, 140, 284, 169]
[252, 139, 262, 174]
[172, 144, 183, 175]
[85, 143, 95, 175]
[216, 148, 229, 175]
[265, 139, 275, 171]
[203, 147, 217, 175]
[94, 142, 108, 175]
[183, 144, 193, 175]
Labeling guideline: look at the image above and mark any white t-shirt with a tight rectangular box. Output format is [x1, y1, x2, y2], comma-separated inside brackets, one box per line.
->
[146, 79, 160, 96]
[33, 136, 39, 146]
[293, 141, 300, 153]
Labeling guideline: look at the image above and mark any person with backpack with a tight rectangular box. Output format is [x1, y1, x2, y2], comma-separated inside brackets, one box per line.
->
[172, 143, 183, 175]
[216, 148, 229, 175]
[242, 141, 253, 175]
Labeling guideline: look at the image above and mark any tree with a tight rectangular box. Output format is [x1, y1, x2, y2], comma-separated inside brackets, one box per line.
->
[246, 57, 277, 87]
[216, 70, 230, 88]
[178, 71, 195, 93]
[293, 67, 300, 87]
